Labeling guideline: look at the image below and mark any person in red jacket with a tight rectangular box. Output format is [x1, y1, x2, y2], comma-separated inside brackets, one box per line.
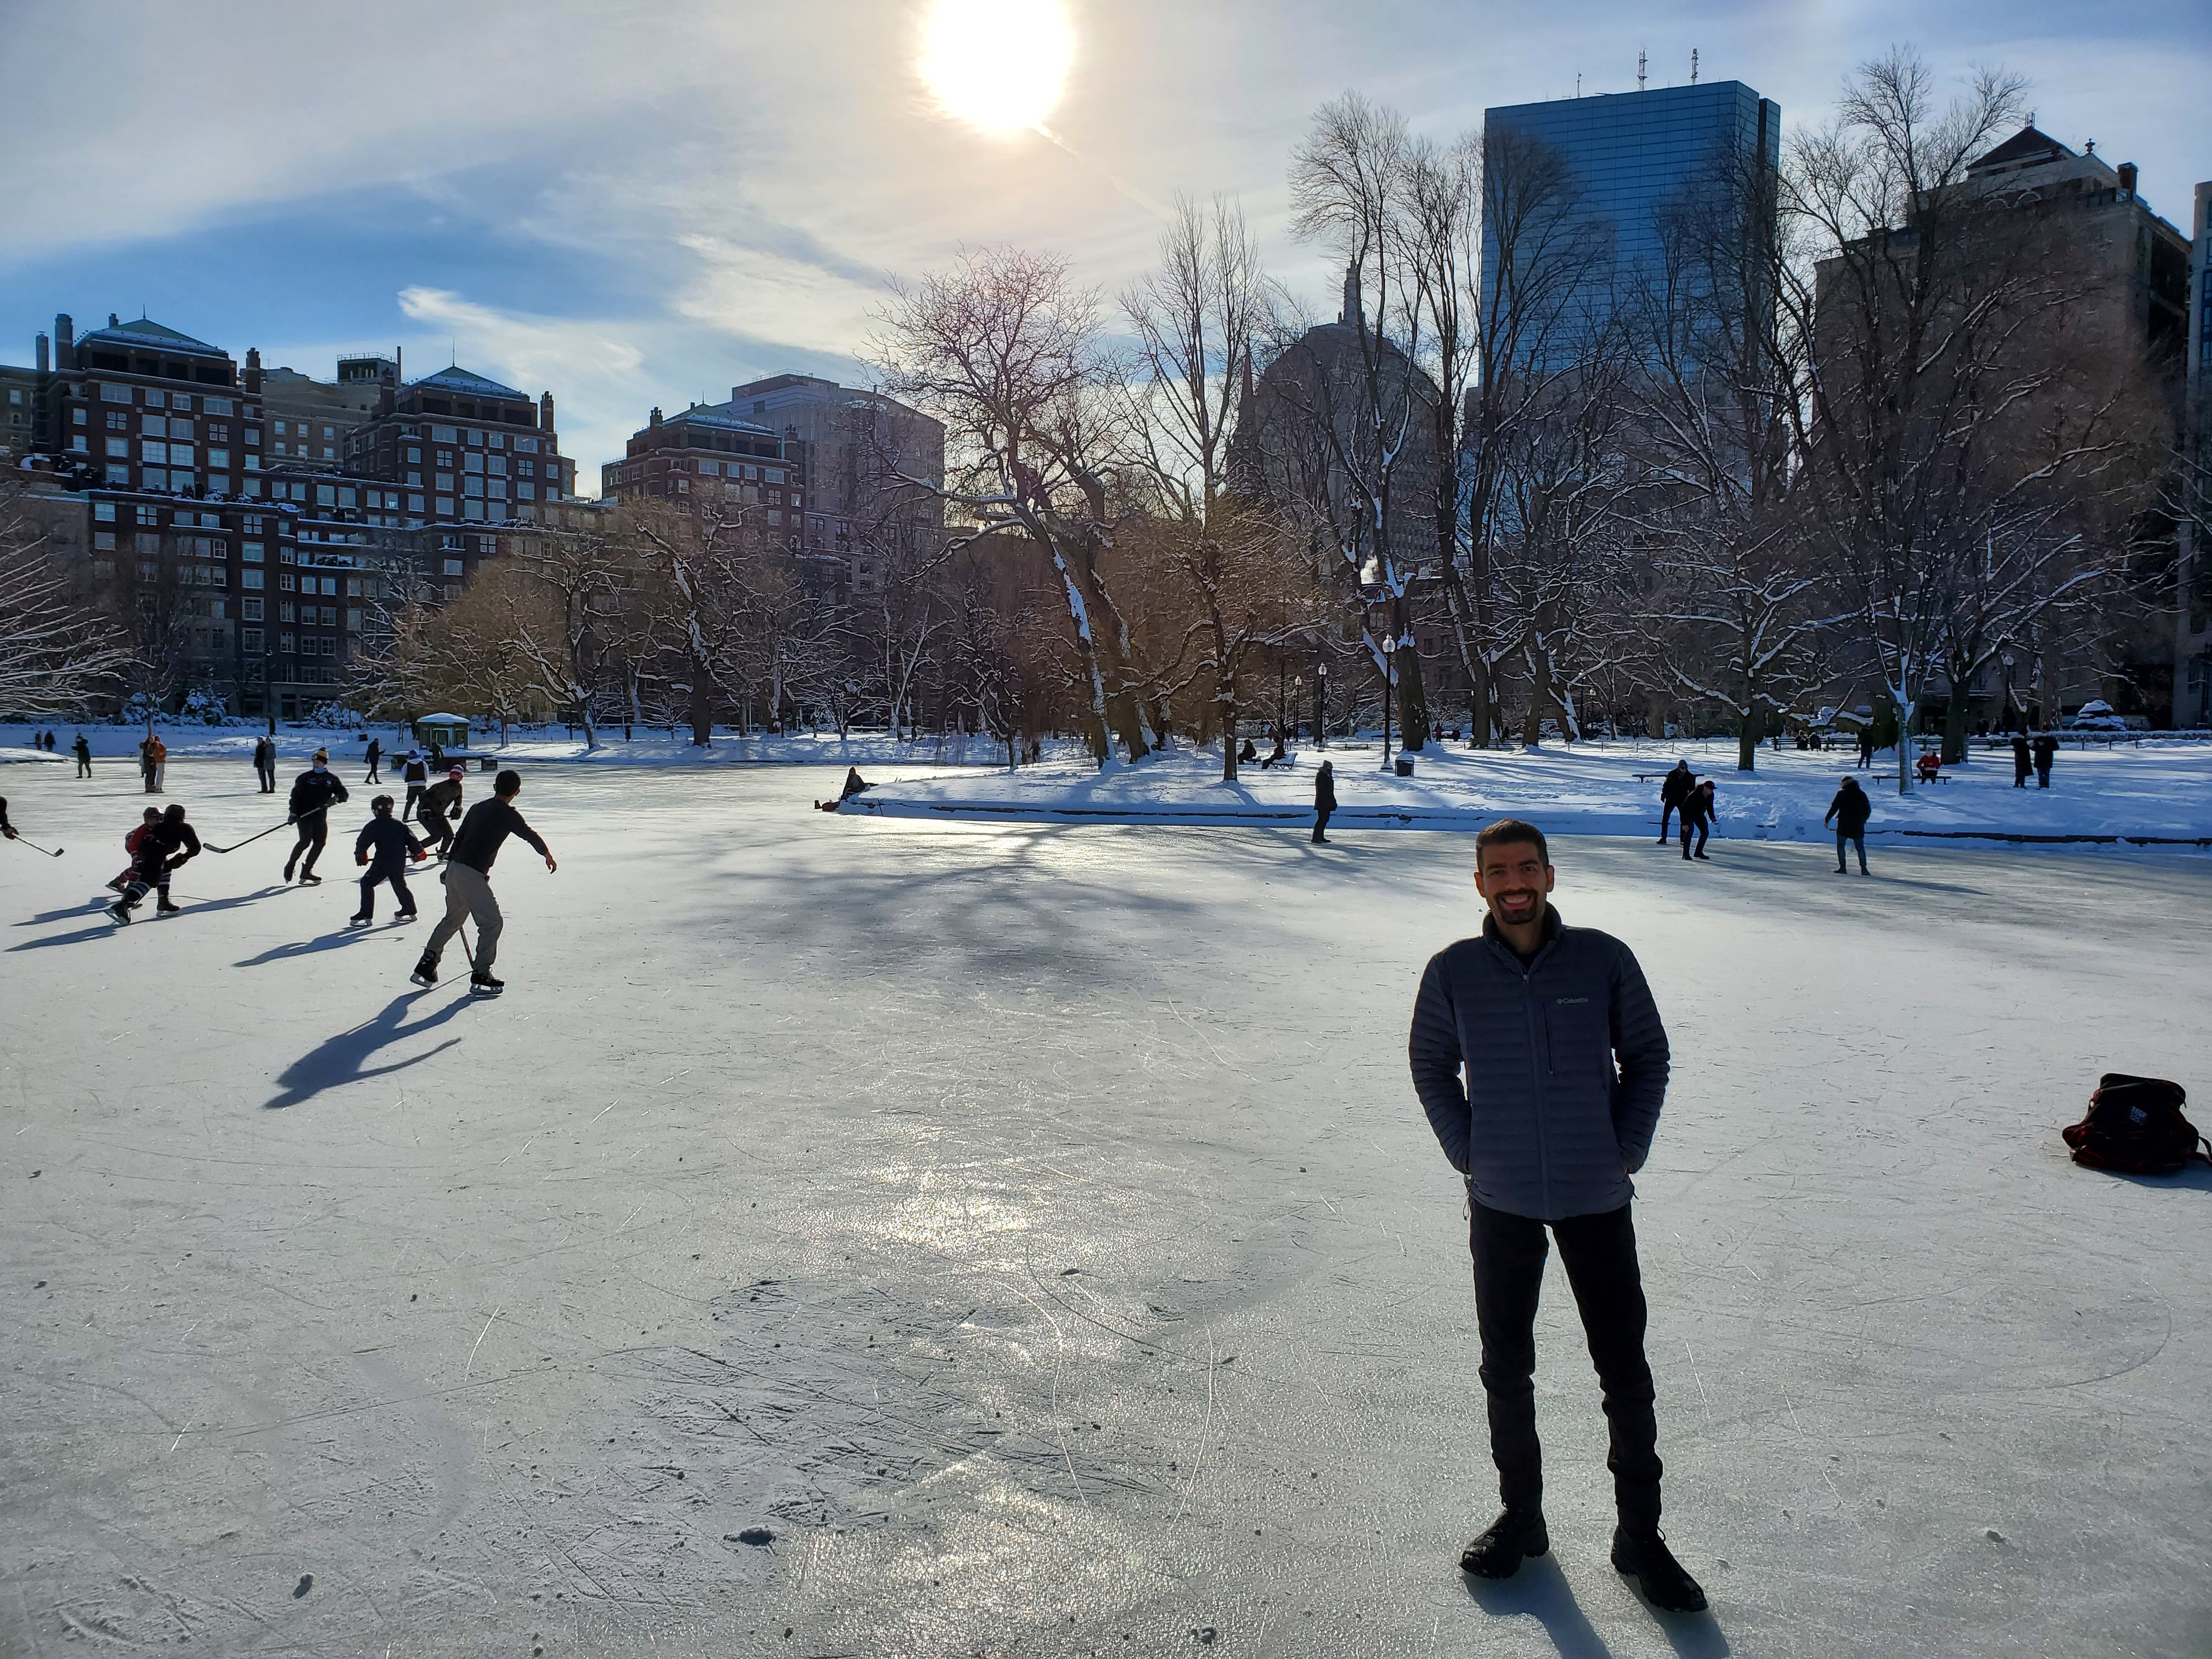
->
[108, 806, 162, 893]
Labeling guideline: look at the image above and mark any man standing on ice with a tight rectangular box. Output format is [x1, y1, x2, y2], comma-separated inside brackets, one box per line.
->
[411, 768, 554, 996]
[399, 750, 428, 821]
[1408, 818, 1704, 1612]
[284, 751, 349, 884]
[1312, 760, 1336, 843]
[2032, 731, 2057, 789]
[1656, 759, 1694, 844]
[72, 733, 92, 778]
[363, 736, 382, 784]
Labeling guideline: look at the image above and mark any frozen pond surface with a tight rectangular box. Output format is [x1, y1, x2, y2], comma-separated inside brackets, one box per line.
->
[3, 760, 2208, 1657]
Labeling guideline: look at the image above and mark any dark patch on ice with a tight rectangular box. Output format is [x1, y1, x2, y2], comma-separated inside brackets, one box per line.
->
[730, 1527, 774, 1547]
[292, 1573, 312, 1598]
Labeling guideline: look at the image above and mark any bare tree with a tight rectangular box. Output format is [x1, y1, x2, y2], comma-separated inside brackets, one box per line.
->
[0, 477, 128, 715]
[1286, 93, 1441, 755]
[873, 246, 1155, 767]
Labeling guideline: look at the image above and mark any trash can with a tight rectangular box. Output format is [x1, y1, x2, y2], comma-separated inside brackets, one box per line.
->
[1394, 756, 1414, 777]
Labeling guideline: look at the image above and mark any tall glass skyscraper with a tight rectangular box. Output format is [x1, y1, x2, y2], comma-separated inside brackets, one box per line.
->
[1481, 81, 1781, 356]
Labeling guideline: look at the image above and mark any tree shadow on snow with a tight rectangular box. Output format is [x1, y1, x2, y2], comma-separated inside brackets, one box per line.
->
[1459, 1554, 1731, 1659]
[263, 991, 476, 1110]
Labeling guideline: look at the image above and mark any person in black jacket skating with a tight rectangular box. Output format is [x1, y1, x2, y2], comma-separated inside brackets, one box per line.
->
[1656, 759, 1695, 843]
[1678, 778, 1715, 860]
[417, 767, 465, 857]
[2010, 733, 2032, 787]
[284, 752, 349, 884]
[1407, 819, 1702, 1611]
[412, 769, 555, 995]
[72, 733, 92, 778]
[108, 804, 200, 922]
[1312, 760, 1336, 844]
[363, 737, 382, 783]
[350, 795, 427, 923]
[1824, 776, 1872, 873]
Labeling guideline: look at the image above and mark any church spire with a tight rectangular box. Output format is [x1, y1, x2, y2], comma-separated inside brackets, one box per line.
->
[1340, 259, 1363, 328]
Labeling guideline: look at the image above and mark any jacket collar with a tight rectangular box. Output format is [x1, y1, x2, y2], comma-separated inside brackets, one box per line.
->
[1481, 905, 1563, 970]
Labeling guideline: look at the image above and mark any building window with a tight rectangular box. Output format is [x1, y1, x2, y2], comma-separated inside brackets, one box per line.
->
[242, 628, 263, 651]
[94, 531, 116, 551]
[105, 410, 126, 430]
[443, 558, 464, 575]
[242, 541, 263, 562]
[105, 437, 129, 459]
[94, 501, 117, 522]
[100, 382, 129, 403]
[242, 596, 263, 620]
[280, 632, 295, 653]
[242, 568, 264, 590]
[468, 430, 484, 447]
[207, 448, 229, 469]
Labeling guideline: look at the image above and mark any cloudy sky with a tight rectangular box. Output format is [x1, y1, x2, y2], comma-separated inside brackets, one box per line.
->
[4, 0, 2205, 486]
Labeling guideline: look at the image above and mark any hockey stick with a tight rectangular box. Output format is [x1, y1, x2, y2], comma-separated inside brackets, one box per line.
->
[206, 803, 329, 855]
[10, 837, 63, 857]
[456, 922, 476, 969]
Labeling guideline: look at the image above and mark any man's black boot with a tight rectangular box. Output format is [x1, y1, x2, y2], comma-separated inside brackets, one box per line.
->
[1611, 1526, 1706, 1612]
[1459, 1509, 1548, 1579]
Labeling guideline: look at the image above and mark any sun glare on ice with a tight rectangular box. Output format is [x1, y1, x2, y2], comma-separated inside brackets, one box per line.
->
[918, 0, 1074, 137]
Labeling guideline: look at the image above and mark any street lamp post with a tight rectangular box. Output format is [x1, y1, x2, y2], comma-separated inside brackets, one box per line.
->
[1315, 662, 1328, 749]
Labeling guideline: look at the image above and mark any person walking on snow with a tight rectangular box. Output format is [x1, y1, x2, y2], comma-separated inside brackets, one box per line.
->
[411, 769, 555, 996]
[399, 751, 428, 821]
[350, 795, 427, 924]
[284, 751, 349, 884]
[108, 803, 200, 922]
[1825, 776, 1872, 874]
[1857, 725, 1876, 769]
[73, 732, 92, 778]
[417, 766, 465, 858]
[1312, 760, 1336, 844]
[363, 736, 382, 784]
[2011, 733, 2032, 788]
[252, 733, 277, 793]
[1656, 760, 1695, 844]
[2032, 731, 2057, 788]
[1408, 818, 1703, 1611]
[138, 733, 159, 793]
[1678, 778, 1715, 861]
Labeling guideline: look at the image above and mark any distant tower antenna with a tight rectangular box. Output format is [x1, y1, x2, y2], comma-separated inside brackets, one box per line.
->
[1691, 48, 1699, 85]
[1637, 49, 1647, 92]
[1576, 70, 1582, 97]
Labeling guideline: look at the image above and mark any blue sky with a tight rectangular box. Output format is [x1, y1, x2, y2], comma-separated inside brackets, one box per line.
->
[5, 0, 2207, 487]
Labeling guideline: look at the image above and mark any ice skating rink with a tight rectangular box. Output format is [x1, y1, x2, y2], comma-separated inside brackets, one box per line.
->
[3, 758, 2208, 1658]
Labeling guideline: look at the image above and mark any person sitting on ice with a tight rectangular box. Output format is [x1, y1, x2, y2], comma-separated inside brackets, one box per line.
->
[817, 768, 873, 811]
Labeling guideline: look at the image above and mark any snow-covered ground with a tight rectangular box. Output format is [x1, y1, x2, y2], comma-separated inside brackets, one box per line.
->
[843, 736, 2212, 848]
[3, 759, 2208, 1658]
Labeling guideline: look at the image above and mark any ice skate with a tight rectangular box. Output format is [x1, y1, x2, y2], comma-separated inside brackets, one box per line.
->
[410, 956, 439, 988]
[469, 970, 505, 997]
[155, 899, 182, 916]
[346, 915, 372, 927]
[298, 871, 321, 885]
[105, 901, 132, 925]
[1459, 1510, 1548, 1579]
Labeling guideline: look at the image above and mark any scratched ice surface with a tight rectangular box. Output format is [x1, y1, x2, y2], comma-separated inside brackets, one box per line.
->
[3, 758, 2207, 1657]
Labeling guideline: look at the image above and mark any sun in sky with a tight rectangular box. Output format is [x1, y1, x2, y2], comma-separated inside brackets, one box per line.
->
[917, 0, 1075, 137]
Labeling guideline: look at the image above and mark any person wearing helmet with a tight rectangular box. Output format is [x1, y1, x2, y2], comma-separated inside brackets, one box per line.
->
[108, 804, 199, 923]
[349, 795, 429, 925]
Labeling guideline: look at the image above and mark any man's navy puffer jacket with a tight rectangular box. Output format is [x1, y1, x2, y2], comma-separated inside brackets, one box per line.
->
[1409, 909, 1670, 1221]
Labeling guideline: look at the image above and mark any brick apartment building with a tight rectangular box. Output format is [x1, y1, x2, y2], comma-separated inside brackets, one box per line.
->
[343, 364, 574, 522]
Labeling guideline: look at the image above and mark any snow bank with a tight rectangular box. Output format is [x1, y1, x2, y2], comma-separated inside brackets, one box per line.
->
[838, 738, 2212, 848]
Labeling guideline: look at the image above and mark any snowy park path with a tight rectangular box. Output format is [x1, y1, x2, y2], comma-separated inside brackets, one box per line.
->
[2, 760, 2207, 1657]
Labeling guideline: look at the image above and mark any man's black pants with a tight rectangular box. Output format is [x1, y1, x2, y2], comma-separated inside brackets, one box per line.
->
[289, 817, 328, 876]
[1470, 1199, 1662, 1532]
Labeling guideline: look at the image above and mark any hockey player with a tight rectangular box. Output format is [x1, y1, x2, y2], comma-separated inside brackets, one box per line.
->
[108, 807, 162, 893]
[350, 795, 428, 924]
[283, 752, 350, 884]
[417, 765, 465, 859]
[108, 804, 200, 923]
[411, 769, 555, 996]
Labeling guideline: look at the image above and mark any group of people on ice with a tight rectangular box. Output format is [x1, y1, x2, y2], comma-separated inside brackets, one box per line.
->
[77, 738, 553, 997]
[1656, 757, 1875, 874]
